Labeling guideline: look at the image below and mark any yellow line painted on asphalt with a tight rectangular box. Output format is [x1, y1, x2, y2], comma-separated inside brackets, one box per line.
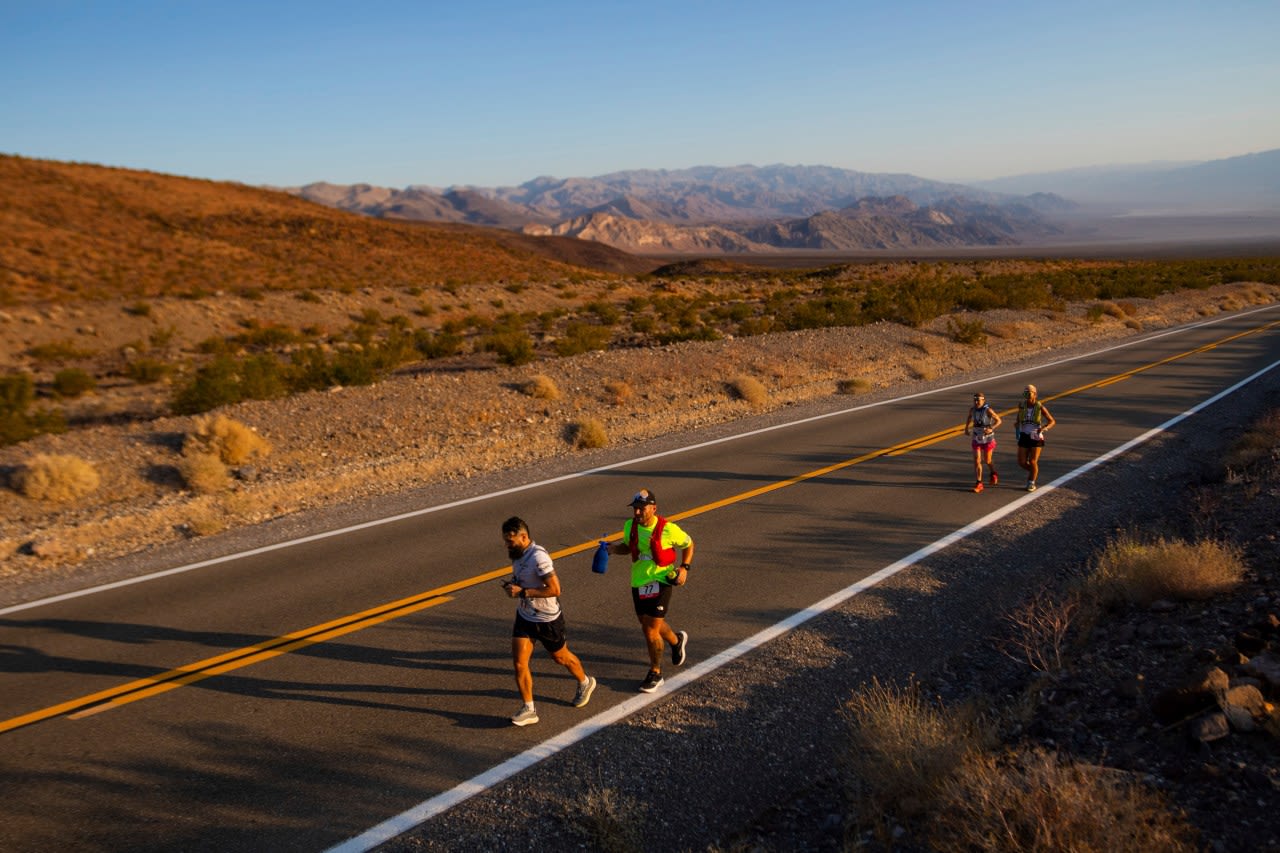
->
[5, 315, 1279, 735]
[2, 594, 452, 733]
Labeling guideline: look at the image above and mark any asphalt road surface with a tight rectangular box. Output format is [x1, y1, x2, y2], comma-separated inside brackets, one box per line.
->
[3, 304, 1279, 852]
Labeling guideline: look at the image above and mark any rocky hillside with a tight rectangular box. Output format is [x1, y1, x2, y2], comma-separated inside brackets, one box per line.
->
[0, 155, 653, 304]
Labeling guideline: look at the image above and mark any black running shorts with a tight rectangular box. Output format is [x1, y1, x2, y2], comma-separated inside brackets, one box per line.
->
[631, 580, 674, 618]
[512, 612, 567, 653]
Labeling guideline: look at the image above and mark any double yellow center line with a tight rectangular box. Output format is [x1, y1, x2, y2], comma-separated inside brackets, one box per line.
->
[4, 314, 1278, 734]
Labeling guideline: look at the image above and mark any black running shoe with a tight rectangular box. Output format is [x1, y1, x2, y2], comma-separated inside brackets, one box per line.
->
[671, 630, 688, 667]
[639, 670, 664, 693]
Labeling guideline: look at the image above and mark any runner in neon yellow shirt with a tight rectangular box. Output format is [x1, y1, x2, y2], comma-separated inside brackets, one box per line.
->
[611, 488, 694, 693]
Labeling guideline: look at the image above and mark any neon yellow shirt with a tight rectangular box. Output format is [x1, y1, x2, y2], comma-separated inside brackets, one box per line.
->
[622, 517, 692, 588]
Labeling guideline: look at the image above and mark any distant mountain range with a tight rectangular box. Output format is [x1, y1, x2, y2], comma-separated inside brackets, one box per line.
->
[971, 148, 1280, 212]
[289, 149, 1280, 254]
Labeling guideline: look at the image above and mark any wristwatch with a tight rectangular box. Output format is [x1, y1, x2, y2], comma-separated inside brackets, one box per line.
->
[679, 562, 691, 570]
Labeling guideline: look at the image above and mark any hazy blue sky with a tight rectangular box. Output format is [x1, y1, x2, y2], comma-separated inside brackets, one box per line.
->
[3, 1, 1277, 189]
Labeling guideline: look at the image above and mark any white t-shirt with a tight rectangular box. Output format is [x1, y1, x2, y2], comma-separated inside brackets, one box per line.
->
[512, 543, 561, 622]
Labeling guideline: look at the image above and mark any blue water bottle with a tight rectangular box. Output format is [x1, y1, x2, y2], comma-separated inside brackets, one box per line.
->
[591, 540, 610, 574]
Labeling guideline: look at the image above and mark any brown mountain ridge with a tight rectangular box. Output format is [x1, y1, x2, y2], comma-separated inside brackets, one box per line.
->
[0, 154, 653, 304]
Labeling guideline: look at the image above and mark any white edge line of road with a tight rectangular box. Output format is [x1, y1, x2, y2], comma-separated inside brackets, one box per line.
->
[4, 303, 1277, 619]
[325, 354, 1280, 853]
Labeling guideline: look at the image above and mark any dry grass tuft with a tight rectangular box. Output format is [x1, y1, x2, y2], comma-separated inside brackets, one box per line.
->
[931, 747, 1196, 853]
[728, 375, 768, 407]
[186, 415, 271, 465]
[15, 453, 100, 502]
[184, 499, 228, 536]
[1224, 408, 1280, 470]
[572, 418, 608, 449]
[522, 374, 561, 400]
[179, 448, 229, 494]
[602, 379, 633, 405]
[908, 336, 943, 356]
[841, 679, 977, 823]
[909, 361, 937, 381]
[837, 377, 872, 395]
[574, 785, 643, 853]
[1087, 532, 1244, 607]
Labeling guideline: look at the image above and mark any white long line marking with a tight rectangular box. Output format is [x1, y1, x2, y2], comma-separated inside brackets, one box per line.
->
[325, 356, 1280, 853]
[4, 304, 1276, 618]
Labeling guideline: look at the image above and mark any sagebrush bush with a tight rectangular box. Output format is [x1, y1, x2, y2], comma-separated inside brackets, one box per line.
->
[1088, 533, 1244, 607]
[0, 373, 66, 445]
[728, 375, 768, 407]
[555, 323, 612, 356]
[931, 747, 1195, 853]
[17, 453, 100, 502]
[485, 330, 536, 366]
[53, 368, 96, 398]
[185, 415, 271, 465]
[125, 357, 173, 384]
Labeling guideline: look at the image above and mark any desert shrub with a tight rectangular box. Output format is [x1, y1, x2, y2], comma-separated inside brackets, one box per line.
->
[125, 357, 173, 384]
[728, 376, 768, 407]
[0, 373, 66, 446]
[736, 316, 774, 337]
[484, 330, 537, 366]
[172, 354, 287, 415]
[555, 323, 612, 356]
[995, 587, 1080, 673]
[414, 329, 463, 360]
[586, 300, 622, 326]
[945, 315, 988, 346]
[178, 448, 229, 494]
[837, 377, 872, 395]
[1087, 533, 1244, 607]
[186, 415, 271, 465]
[841, 678, 977, 823]
[27, 340, 92, 361]
[53, 368, 96, 398]
[931, 747, 1195, 853]
[521, 374, 561, 400]
[15, 453, 100, 502]
[603, 379, 633, 405]
[0, 373, 36, 412]
[571, 418, 608, 449]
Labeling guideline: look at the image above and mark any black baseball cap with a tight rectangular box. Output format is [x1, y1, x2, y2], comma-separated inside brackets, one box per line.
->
[628, 490, 657, 507]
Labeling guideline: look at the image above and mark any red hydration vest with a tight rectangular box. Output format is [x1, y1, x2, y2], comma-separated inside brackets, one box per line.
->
[628, 516, 678, 566]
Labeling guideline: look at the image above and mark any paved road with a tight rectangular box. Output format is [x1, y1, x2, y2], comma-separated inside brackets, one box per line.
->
[2, 305, 1279, 852]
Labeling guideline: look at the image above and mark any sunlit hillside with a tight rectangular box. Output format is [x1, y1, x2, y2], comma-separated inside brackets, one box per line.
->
[0, 154, 653, 304]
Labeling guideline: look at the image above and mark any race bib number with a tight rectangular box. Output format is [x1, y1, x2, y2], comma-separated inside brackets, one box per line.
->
[637, 581, 662, 599]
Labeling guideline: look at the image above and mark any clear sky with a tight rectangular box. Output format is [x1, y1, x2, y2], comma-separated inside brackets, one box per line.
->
[3, 0, 1278, 189]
